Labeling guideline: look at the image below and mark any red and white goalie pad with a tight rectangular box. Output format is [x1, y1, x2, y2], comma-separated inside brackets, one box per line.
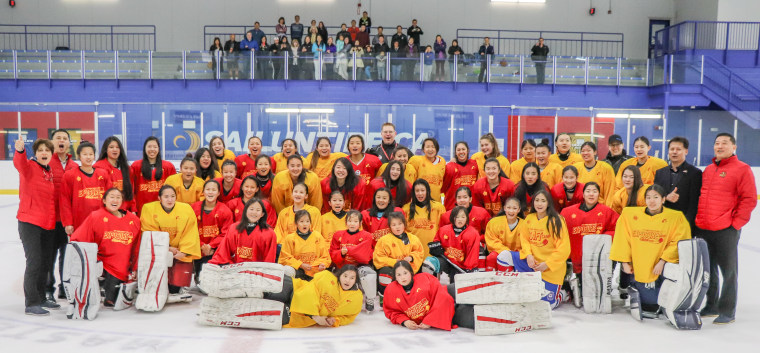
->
[62, 242, 101, 320]
[199, 262, 286, 299]
[136, 231, 172, 312]
[198, 297, 285, 330]
[582, 234, 613, 314]
[473, 301, 552, 336]
[454, 272, 544, 304]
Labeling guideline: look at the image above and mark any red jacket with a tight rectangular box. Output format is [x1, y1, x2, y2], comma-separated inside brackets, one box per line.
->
[209, 223, 277, 264]
[48, 153, 78, 222]
[441, 160, 480, 210]
[14, 150, 56, 230]
[214, 177, 242, 204]
[361, 207, 405, 246]
[471, 176, 515, 216]
[234, 154, 276, 180]
[434, 225, 480, 270]
[70, 208, 141, 281]
[368, 177, 412, 208]
[383, 272, 455, 331]
[129, 160, 176, 216]
[347, 154, 382, 186]
[226, 197, 277, 228]
[94, 159, 135, 212]
[550, 182, 585, 212]
[60, 167, 112, 229]
[696, 155, 757, 231]
[329, 229, 374, 267]
[320, 176, 368, 213]
[560, 203, 619, 273]
[192, 201, 234, 248]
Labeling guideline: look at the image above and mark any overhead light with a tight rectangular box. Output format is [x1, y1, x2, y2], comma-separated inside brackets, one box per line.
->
[265, 108, 335, 114]
[299, 108, 334, 114]
[629, 114, 662, 119]
[97, 114, 115, 118]
[595, 113, 629, 119]
[265, 108, 300, 113]
[595, 113, 662, 119]
[491, 0, 546, 3]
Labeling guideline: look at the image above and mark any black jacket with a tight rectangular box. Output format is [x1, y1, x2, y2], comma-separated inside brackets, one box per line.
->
[603, 150, 632, 175]
[479, 44, 494, 62]
[654, 162, 702, 231]
[367, 142, 398, 164]
[391, 33, 408, 48]
[224, 40, 240, 53]
[407, 25, 424, 45]
[531, 44, 549, 60]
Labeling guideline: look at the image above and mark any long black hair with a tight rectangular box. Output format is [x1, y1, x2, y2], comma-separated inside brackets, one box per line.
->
[310, 137, 332, 170]
[621, 165, 644, 207]
[239, 175, 264, 200]
[368, 187, 393, 219]
[235, 198, 270, 232]
[98, 136, 133, 200]
[381, 160, 407, 208]
[255, 154, 275, 181]
[483, 157, 508, 179]
[194, 147, 219, 180]
[329, 157, 359, 194]
[333, 264, 361, 292]
[495, 196, 523, 218]
[408, 179, 433, 221]
[531, 189, 564, 238]
[392, 260, 414, 282]
[449, 206, 470, 228]
[286, 154, 308, 185]
[141, 136, 163, 181]
[515, 162, 546, 211]
[209, 136, 227, 159]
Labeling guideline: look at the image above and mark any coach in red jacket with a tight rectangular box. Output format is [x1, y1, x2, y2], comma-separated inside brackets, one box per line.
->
[695, 133, 757, 324]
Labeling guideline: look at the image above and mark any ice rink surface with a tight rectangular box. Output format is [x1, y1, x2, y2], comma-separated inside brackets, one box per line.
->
[0, 195, 757, 352]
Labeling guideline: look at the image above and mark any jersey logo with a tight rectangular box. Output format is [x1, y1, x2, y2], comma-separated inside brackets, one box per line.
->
[242, 162, 246, 166]
[719, 172, 726, 178]
[103, 217, 109, 222]
[76, 176, 81, 181]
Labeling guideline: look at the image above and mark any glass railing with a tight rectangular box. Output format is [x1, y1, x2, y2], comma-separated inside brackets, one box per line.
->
[0, 49, 690, 87]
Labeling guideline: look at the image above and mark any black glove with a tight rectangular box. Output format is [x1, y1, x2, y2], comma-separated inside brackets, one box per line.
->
[428, 241, 444, 257]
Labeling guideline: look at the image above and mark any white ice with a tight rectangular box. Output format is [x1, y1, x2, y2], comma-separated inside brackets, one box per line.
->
[0, 195, 757, 352]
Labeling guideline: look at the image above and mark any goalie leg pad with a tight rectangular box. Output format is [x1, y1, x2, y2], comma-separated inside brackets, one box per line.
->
[453, 272, 544, 304]
[136, 231, 171, 312]
[582, 234, 613, 314]
[62, 242, 101, 320]
[199, 262, 287, 298]
[657, 238, 710, 330]
[198, 297, 286, 330]
[473, 301, 552, 336]
[358, 266, 377, 300]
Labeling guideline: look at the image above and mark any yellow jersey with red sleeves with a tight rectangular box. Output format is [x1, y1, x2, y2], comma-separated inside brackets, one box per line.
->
[608, 184, 650, 214]
[377, 162, 418, 183]
[305, 152, 348, 180]
[540, 163, 563, 188]
[408, 155, 447, 202]
[573, 161, 617, 204]
[518, 213, 571, 285]
[610, 207, 691, 283]
[471, 152, 511, 179]
[139, 201, 201, 262]
[279, 230, 331, 277]
[373, 232, 425, 272]
[270, 169, 323, 214]
[274, 205, 322, 243]
[286, 271, 363, 328]
[402, 200, 446, 259]
[485, 215, 525, 253]
[215, 149, 237, 170]
[615, 157, 668, 189]
[320, 211, 348, 244]
[548, 152, 583, 169]
[163, 174, 205, 205]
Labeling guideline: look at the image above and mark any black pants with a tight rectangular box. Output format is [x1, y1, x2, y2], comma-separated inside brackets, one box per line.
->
[46, 222, 67, 295]
[435, 60, 445, 81]
[19, 221, 56, 307]
[535, 62, 546, 84]
[194, 255, 213, 281]
[447, 284, 475, 329]
[264, 275, 293, 325]
[697, 226, 740, 317]
[478, 61, 487, 82]
[436, 255, 466, 281]
[100, 270, 124, 307]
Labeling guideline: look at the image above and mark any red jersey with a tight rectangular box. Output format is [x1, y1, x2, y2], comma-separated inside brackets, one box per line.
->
[214, 177, 242, 204]
[226, 197, 277, 228]
[347, 154, 382, 186]
[361, 207, 405, 245]
[14, 150, 56, 230]
[368, 177, 413, 208]
[320, 176, 368, 213]
[129, 160, 176, 216]
[234, 154, 275, 179]
[329, 229, 374, 267]
[471, 177, 516, 216]
[382, 272, 455, 331]
[49, 153, 78, 222]
[550, 182, 585, 212]
[441, 160, 480, 210]
[439, 205, 492, 241]
[60, 167, 113, 229]
[434, 225, 480, 270]
[70, 208, 141, 281]
[560, 203, 619, 273]
[94, 159, 135, 212]
[192, 201, 234, 248]
[209, 223, 278, 264]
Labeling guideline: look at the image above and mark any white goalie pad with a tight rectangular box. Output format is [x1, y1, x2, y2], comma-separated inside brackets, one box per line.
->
[62, 242, 101, 320]
[199, 262, 286, 299]
[473, 301, 552, 336]
[136, 231, 172, 312]
[582, 234, 613, 314]
[198, 297, 285, 330]
[454, 272, 544, 304]
[658, 238, 710, 330]
[358, 265, 377, 300]
[112, 282, 138, 311]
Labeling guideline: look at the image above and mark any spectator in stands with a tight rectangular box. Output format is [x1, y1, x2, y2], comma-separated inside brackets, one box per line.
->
[313, 35, 327, 79]
[257, 36, 271, 79]
[337, 24, 351, 45]
[301, 36, 314, 80]
[350, 39, 366, 80]
[317, 21, 328, 44]
[275, 17, 287, 40]
[348, 20, 360, 42]
[289, 39, 302, 80]
[390, 40, 403, 81]
[423, 46, 434, 81]
[407, 19, 423, 48]
[372, 26, 386, 46]
[247, 22, 265, 46]
[448, 39, 463, 80]
[433, 35, 447, 81]
[373, 36, 390, 81]
[478, 37, 494, 83]
[324, 37, 337, 80]
[291, 15, 304, 43]
[278, 37, 290, 79]
[392, 26, 408, 48]
[404, 37, 419, 81]
[239, 32, 258, 79]
[603, 134, 631, 174]
[224, 34, 240, 80]
[531, 37, 550, 84]
[308, 20, 318, 45]
[336, 36, 352, 80]
[209, 37, 223, 79]
[357, 25, 370, 48]
[360, 11, 372, 33]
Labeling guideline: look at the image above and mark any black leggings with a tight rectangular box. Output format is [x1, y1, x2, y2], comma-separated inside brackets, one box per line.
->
[46, 222, 67, 294]
[100, 271, 124, 307]
[447, 284, 475, 329]
[264, 275, 294, 325]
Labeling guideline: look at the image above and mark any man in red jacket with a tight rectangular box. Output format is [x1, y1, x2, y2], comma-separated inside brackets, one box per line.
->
[695, 133, 757, 324]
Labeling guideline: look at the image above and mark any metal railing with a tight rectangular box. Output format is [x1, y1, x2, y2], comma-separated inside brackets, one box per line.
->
[654, 21, 760, 57]
[0, 24, 157, 51]
[455, 28, 623, 57]
[700, 56, 760, 128]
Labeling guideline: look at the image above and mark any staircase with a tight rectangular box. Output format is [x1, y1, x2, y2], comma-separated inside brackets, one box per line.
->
[699, 57, 760, 129]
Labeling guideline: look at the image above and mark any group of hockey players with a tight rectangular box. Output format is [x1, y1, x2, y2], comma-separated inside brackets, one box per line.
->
[12, 123, 756, 334]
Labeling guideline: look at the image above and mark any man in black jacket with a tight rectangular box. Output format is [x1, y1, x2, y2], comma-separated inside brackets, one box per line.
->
[478, 37, 494, 83]
[391, 26, 408, 49]
[654, 137, 702, 231]
[223, 34, 241, 79]
[603, 134, 631, 174]
[407, 19, 423, 48]
[530, 37, 550, 84]
[291, 15, 303, 44]
[367, 122, 398, 163]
